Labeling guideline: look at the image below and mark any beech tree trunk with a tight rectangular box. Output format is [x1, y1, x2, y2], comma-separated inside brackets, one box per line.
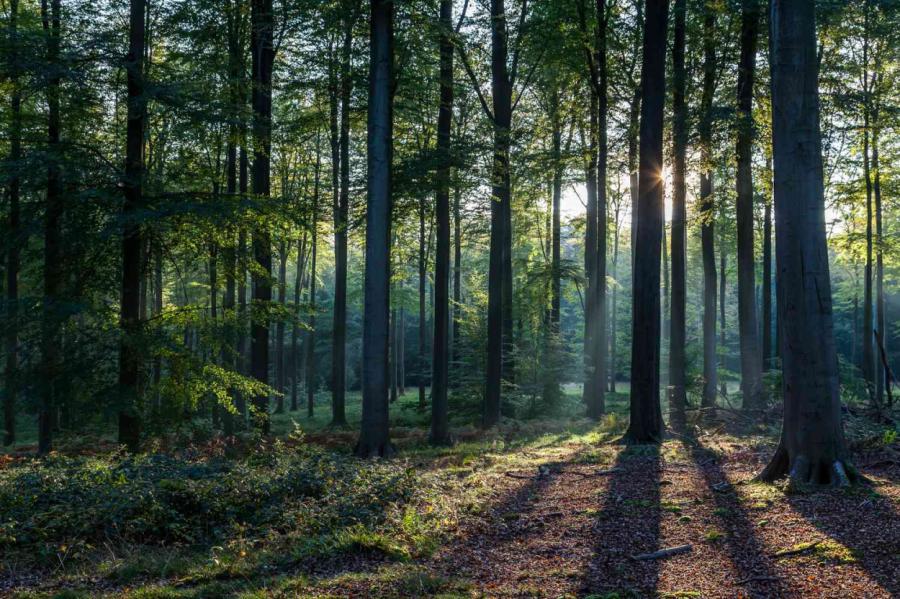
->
[762, 170, 773, 371]
[250, 0, 275, 433]
[699, 4, 718, 412]
[306, 136, 321, 418]
[669, 0, 688, 430]
[3, 0, 21, 447]
[624, 0, 668, 444]
[759, 0, 858, 488]
[430, 0, 453, 446]
[355, 0, 394, 457]
[418, 194, 427, 410]
[275, 240, 287, 413]
[39, 0, 63, 454]
[118, 0, 146, 452]
[873, 125, 884, 406]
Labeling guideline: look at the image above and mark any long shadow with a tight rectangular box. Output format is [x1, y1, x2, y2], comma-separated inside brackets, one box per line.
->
[581, 443, 662, 597]
[786, 482, 900, 595]
[689, 441, 787, 596]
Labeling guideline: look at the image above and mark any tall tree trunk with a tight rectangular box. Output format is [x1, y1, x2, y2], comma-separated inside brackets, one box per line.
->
[668, 0, 688, 430]
[736, 0, 763, 410]
[584, 87, 600, 413]
[390, 306, 398, 403]
[610, 207, 620, 393]
[699, 3, 718, 412]
[546, 89, 562, 408]
[39, 0, 63, 454]
[418, 195, 427, 410]
[356, 0, 394, 457]
[452, 180, 462, 371]
[861, 2, 874, 400]
[719, 246, 727, 397]
[291, 235, 306, 412]
[250, 0, 275, 433]
[209, 242, 219, 427]
[873, 123, 885, 406]
[275, 240, 287, 413]
[759, 0, 857, 488]
[430, 0, 453, 445]
[118, 0, 146, 452]
[332, 11, 356, 427]
[237, 148, 249, 420]
[624, 0, 668, 444]
[762, 159, 773, 371]
[3, 0, 21, 447]
[484, 0, 513, 427]
[594, 0, 608, 418]
[306, 135, 321, 418]
[399, 304, 406, 393]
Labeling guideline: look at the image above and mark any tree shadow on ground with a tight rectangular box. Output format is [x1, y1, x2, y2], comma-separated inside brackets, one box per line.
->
[786, 482, 900, 595]
[580, 443, 661, 597]
[689, 441, 787, 596]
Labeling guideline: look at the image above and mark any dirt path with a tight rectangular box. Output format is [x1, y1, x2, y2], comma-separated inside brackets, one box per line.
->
[318, 437, 900, 598]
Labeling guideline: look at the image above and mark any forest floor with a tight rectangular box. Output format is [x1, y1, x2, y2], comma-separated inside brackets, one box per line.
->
[2, 391, 899, 598]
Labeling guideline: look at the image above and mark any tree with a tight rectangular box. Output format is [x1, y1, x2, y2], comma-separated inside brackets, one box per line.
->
[355, 0, 394, 458]
[699, 1, 717, 414]
[668, 0, 688, 430]
[250, 0, 275, 433]
[624, 0, 668, 444]
[430, 0, 453, 446]
[759, 0, 858, 488]
[306, 131, 321, 418]
[118, 0, 146, 452]
[3, 0, 21, 447]
[735, 0, 763, 411]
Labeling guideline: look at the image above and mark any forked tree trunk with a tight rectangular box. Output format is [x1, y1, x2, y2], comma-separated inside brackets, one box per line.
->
[624, 0, 668, 444]
[668, 0, 688, 430]
[118, 0, 146, 452]
[735, 0, 763, 411]
[355, 0, 394, 457]
[430, 0, 453, 446]
[759, 0, 858, 488]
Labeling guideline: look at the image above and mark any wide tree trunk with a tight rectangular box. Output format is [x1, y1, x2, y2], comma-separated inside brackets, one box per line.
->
[624, 0, 668, 444]
[250, 0, 275, 433]
[668, 0, 688, 430]
[484, 0, 513, 428]
[699, 4, 718, 413]
[118, 0, 146, 452]
[39, 0, 63, 454]
[355, 0, 394, 457]
[759, 0, 858, 488]
[735, 0, 763, 411]
[3, 0, 21, 447]
[430, 0, 453, 446]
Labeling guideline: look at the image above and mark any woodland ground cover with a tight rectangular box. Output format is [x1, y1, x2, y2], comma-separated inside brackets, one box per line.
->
[1, 391, 897, 598]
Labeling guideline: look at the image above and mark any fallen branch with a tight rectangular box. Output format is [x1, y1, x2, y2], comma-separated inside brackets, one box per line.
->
[504, 472, 532, 479]
[562, 467, 625, 478]
[631, 544, 692, 561]
[736, 575, 780, 585]
[773, 540, 821, 558]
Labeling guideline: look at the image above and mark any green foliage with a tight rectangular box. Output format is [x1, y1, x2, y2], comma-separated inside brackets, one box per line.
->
[0, 443, 415, 567]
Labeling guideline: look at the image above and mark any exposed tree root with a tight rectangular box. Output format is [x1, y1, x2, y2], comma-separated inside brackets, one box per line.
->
[758, 445, 862, 490]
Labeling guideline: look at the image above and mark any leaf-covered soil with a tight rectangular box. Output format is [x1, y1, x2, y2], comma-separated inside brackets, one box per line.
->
[2, 414, 899, 598]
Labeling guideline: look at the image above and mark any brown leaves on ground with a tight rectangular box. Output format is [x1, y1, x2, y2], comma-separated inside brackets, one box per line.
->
[314, 433, 900, 598]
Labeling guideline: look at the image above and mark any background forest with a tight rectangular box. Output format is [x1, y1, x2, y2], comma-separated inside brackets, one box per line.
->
[0, 0, 899, 597]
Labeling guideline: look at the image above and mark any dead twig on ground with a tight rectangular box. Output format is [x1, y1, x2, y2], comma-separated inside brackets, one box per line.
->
[631, 544, 693, 561]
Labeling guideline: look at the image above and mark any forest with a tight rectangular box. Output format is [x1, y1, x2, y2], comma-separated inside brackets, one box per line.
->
[0, 0, 899, 596]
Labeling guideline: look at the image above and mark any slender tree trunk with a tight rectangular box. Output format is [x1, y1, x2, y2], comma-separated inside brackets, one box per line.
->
[390, 306, 398, 403]
[275, 240, 287, 413]
[399, 304, 406, 394]
[873, 124, 885, 406]
[762, 162, 773, 371]
[594, 0, 608, 418]
[306, 135, 321, 418]
[250, 0, 275, 433]
[624, 0, 668, 444]
[668, 0, 688, 430]
[355, 0, 394, 457]
[118, 0, 146, 452]
[720, 247, 727, 397]
[419, 195, 427, 410]
[430, 0, 453, 445]
[861, 5, 874, 400]
[3, 0, 21, 447]
[331, 12, 355, 427]
[546, 89, 562, 408]
[291, 235, 306, 412]
[209, 242, 220, 427]
[736, 0, 763, 410]
[236, 149, 249, 421]
[484, 0, 513, 427]
[39, 0, 63, 454]
[452, 180, 462, 372]
[700, 3, 718, 412]
[584, 88, 599, 413]
[610, 208, 620, 394]
[759, 0, 857, 488]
